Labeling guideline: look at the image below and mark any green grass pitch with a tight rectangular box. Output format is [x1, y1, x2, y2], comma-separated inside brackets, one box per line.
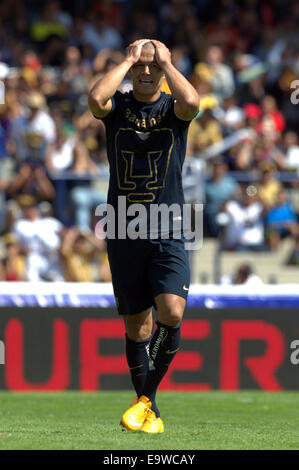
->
[0, 391, 298, 450]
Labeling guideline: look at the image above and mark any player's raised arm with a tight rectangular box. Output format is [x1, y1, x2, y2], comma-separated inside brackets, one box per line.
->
[88, 39, 151, 118]
[150, 40, 199, 121]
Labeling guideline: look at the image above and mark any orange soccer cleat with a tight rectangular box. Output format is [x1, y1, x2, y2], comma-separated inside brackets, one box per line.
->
[121, 395, 152, 431]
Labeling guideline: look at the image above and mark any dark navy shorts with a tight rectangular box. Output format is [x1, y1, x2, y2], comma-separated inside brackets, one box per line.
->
[107, 238, 190, 315]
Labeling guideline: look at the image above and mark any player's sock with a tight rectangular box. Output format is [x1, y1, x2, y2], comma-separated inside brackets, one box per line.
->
[125, 334, 150, 398]
[141, 321, 181, 418]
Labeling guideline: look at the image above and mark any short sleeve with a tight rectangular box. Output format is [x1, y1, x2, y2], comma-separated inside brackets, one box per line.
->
[169, 97, 194, 128]
[93, 90, 123, 122]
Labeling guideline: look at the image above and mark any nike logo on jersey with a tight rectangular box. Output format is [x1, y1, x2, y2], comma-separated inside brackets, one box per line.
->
[183, 285, 189, 291]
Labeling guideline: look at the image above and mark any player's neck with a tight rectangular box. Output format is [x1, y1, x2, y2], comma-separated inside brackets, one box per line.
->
[132, 89, 162, 103]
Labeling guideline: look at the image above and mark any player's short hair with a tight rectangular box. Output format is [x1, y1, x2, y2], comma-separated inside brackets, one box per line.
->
[142, 42, 155, 52]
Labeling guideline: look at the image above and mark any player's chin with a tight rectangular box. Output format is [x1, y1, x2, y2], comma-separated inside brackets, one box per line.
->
[137, 83, 159, 95]
[137, 83, 153, 92]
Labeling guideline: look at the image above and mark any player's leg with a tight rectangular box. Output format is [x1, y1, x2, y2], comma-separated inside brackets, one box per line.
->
[121, 309, 155, 431]
[107, 238, 156, 430]
[140, 293, 185, 415]
[107, 238, 152, 397]
[131, 293, 185, 433]
[137, 239, 189, 432]
[120, 296, 186, 433]
[123, 308, 153, 399]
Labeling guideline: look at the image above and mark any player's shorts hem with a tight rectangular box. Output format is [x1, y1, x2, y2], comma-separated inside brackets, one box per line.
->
[153, 288, 189, 302]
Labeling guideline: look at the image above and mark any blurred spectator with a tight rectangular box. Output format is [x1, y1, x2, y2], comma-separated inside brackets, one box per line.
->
[60, 226, 110, 282]
[204, 157, 240, 237]
[217, 95, 246, 134]
[74, 111, 108, 170]
[222, 186, 265, 251]
[232, 263, 263, 285]
[67, 120, 107, 231]
[188, 107, 222, 155]
[205, 45, 235, 101]
[170, 46, 192, 78]
[12, 197, 65, 281]
[234, 54, 267, 106]
[221, 262, 263, 285]
[21, 49, 42, 72]
[265, 189, 299, 251]
[270, 131, 299, 171]
[243, 103, 262, 131]
[30, 2, 69, 66]
[30, 3, 69, 43]
[24, 92, 56, 145]
[45, 127, 75, 174]
[283, 131, 299, 171]
[82, 15, 123, 53]
[60, 46, 89, 99]
[259, 95, 285, 135]
[69, 135, 99, 175]
[70, 180, 106, 231]
[0, 232, 26, 281]
[8, 161, 55, 203]
[2, 199, 22, 234]
[233, 131, 261, 170]
[9, 91, 56, 162]
[189, 63, 217, 108]
[257, 162, 283, 210]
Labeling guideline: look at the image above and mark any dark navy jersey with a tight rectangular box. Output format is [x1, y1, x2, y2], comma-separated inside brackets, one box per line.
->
[97, 90, 191, 237]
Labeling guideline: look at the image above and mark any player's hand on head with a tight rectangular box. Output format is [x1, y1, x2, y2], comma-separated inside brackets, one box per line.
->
[125, 39, 151, 65]
[150, 40, 171, 67]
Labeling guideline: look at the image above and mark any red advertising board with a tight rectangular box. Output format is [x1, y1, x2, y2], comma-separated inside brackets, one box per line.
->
[0, 307, 298, 390]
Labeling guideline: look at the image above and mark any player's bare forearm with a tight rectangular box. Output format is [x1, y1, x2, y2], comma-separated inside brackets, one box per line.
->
[88, 39, 150, 118]
[151, 40, 199, 121]
[88, 60, 133, 118]
[163, 62, 199, 119]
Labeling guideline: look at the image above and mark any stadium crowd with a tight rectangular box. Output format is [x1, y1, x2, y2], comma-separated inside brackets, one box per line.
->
[0, 0, 299, 281]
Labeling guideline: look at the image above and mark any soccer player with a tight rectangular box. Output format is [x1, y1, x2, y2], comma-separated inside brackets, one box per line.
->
[88, 39, 199, 433]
